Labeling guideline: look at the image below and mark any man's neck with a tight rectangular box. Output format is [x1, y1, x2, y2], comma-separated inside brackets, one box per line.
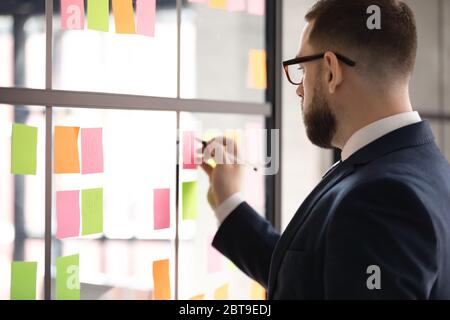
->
[333, 93, 413, 150]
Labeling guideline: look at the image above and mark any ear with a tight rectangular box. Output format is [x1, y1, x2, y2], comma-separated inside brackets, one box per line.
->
[323, 51, 343, 94]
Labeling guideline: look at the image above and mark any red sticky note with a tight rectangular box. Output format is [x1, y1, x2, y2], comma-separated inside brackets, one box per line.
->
[183, 131, 197, 170]
[154, 188, 170, 230]
[247, 0, 265, 16]
[56, 190, 80, 239]
[61, 0, 85, 30]
[81, 128, 104, 174]
[136, 0, 156, 37]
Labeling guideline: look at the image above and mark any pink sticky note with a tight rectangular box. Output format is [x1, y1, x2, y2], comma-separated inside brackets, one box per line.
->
[56, 190, 80, 239]
[227, 0, 245, 11]
[183, 131, 197, 170]
[136, 0, 156, 37]
[247, 0, 265, 16]
[81, 128, 104, 174]
[154, 189, 170, 230]
[207, 235, 223, 273]
[61, 0, 85, 30]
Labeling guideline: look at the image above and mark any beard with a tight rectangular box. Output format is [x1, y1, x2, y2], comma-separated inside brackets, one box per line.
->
[302, 79, 337, 149]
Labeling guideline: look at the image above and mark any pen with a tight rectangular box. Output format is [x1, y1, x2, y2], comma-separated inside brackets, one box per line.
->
[197, 138, 260, 172]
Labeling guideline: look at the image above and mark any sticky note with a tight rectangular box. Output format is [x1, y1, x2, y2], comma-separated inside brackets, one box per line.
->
[214, 283, 229, 300]
[227, 260, 238, 270]
[207, 235, 223, 273]
[136, 0, 156, 37]
[190, 294, 205, 300]
[248, 49, 267, 89]
[227, 0, 245, 11]
[112, 0, 136, 34]
[54, 126, 80, 174]
[250, 281, 266, 300]
[182, 181, 198, 220]
[183, 131, 197, 170]
[153, 259, 171, 300]
[10, 261, 37, 300]
[81, 128, 104, 174]
[61, 0, 85, 30]
[81, 188, 103, 235]
[11, 123, 37, 175]
[208, 0, 226, 9]
[247, 0, 265, 16]
[188, 0, 207, 3]
[56, 254, 80, 300]
[88, 0, 109, 32]
[154, 188, 170, 230]
[56, 190, 80, 239]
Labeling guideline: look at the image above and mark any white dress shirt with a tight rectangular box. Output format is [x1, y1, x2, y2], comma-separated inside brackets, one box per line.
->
[214, 111, 422, 225]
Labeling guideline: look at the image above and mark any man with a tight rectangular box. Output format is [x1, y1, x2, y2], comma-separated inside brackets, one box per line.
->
[200, 0, 450, 299]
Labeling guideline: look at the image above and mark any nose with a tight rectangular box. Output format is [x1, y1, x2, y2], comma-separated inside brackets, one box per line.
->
[296, 83, 304, 98]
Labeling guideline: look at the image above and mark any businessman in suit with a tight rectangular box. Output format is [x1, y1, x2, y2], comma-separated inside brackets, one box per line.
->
[200, 0, 450, 299]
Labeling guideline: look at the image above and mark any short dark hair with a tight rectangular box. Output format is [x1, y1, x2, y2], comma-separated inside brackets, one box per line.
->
[305, 0, 417, 80]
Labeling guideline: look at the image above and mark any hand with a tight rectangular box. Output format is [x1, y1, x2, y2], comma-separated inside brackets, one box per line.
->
[199, 137, 243, 210]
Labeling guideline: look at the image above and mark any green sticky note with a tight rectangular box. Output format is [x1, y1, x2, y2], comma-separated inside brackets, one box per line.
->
[56, 254, 80, 300]
[10, 261, 37, 300]
[11, 123, 38, 175]
[82, 188, 103, 235]
[182, 181, 198, 220]
[88, 0, 109, 32]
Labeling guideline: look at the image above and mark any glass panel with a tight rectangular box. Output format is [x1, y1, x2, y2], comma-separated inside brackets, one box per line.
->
[53, 0, 177, 97]
[178, 112, 267, 300]
[51, 107, 177, 300]
[445, 123, 450, 162]
[180, 0, 266, 103]
[0, 2, 46, 89]
[0, 104, 46, 299]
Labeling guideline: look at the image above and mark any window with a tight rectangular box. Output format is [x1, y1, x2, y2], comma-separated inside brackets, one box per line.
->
[0, 0, 277, 300]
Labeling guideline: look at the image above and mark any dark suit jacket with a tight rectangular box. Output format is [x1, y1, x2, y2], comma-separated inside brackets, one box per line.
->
[212, 121, 450, 299]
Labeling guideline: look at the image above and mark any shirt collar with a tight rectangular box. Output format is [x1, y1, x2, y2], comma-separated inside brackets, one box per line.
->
[341, 111, 422, 161]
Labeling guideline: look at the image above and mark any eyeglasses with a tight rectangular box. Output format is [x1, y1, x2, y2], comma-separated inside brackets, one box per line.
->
[283, 53, 356, 85]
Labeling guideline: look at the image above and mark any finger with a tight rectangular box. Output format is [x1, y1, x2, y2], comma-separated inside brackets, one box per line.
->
[200, 161, 214, 178]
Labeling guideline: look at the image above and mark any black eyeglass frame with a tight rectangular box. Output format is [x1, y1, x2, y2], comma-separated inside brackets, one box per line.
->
[282, 52, 356, 85]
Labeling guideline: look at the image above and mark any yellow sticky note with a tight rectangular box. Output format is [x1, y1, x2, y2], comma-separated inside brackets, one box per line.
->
[54, 126, 80, 174]
[250, 281, 266, 300]
[190, 294, 205, 300]
[208, 0, 226, 9]
[249, 49, 267, 89]
[153, 259, 171, 300]
[112, 0, 136, 34]
[214, 283, 229, 300]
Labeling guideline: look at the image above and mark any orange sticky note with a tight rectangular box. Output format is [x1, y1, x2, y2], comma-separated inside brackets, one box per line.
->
[190, 294, 205, 300]
[54, 126, 80, 174]
[153, 259, 171, 300]
[208, 0, 226, 9]
[214, 283, 229, 300]
[112, 0, 136, 34]
[248, 49, 267, 89]
[250, 281, 266, 300]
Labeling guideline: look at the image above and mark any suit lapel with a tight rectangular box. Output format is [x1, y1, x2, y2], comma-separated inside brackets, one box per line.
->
[267, 162, 355, 298]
